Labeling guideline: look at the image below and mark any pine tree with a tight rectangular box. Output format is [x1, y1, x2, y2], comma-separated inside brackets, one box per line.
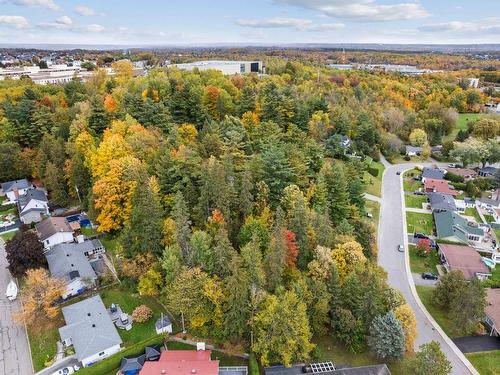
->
[238, 85, 256, 116]
[88, 97, 110, 135]
[241, 236, 266, 288]
[44, 161, 69, 206]
[368, 311, 405, 360]
[172, 191, 192, 261]
[325, 163, 350, 224]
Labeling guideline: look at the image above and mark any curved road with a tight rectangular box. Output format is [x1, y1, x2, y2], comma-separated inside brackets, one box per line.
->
[377, 161, 478, 375]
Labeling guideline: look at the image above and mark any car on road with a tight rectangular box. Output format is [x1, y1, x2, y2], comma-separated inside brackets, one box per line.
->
[50, 365, 79, 375]
[396, 171, 401, 175]
[397, 244, 404, 252]
[421, 272, 438, 280]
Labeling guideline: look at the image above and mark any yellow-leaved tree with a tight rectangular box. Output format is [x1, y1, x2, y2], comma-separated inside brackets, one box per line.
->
[395, 303, 418, 354]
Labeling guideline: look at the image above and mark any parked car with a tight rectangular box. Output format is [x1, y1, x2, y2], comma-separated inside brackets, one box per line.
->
[414, 233, 429, 239]
[414, 190, 425, 195]
[421, 272, 438, 280]
[366, 213, 373, 218]
[397, 244, 404, 252]
[396, 171, 401, 175]
[50, 366, 75, 375]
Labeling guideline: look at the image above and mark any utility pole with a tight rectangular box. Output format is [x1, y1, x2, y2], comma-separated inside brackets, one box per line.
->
[181, 312, 186, 333]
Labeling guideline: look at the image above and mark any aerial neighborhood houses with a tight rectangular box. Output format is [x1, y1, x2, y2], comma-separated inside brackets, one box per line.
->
[1, 178, 31, 202]
[36, 216, 75, 248]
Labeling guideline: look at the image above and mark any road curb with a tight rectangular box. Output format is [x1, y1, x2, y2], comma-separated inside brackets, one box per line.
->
[399, 167, 479, 375]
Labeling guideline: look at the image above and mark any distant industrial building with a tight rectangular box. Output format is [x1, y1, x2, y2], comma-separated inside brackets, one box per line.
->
[328, 63, 437, 75]
[169, 60, 263, 75]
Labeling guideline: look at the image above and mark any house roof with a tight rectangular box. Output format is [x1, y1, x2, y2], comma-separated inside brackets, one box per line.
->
[479, 166, 498, 175]
[45, 242, 97, 282]
[121, 355, 146, 372]
[424, 178, 458, 196]
[155, 316, 172, 330]
[486, 288, 500, 331]
[139, 350, 219, 375]
[427, 192, 456, 212]
[438, 244, 491, 280]
[405, 145, 422, 153]
[477, 197, 500, 207]
[1, 179, 29, 193]
[59, 295, 122, 362]
[434, 211, 483, 242]
[422, 167, 445, 180]
[35, 217, 73, 241]
[264, 364, 391, 375]
[18, 189, 48, 212]
[446, 168, 477, 178]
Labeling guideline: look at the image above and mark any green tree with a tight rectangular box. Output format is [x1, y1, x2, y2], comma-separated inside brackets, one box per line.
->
[324, 163, 350, 225]
[403, 341, 452, 375]
[44, 161, 69, 206]
[252, 290, 314, 367]
[367, 311, 405, 360]
[172, 191, 192, 261]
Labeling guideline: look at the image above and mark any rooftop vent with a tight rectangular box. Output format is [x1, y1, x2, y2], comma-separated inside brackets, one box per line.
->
[191, 370, 196, 374]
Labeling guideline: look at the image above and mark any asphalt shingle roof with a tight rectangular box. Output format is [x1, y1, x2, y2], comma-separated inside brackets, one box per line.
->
[45, 242, 97, 282]
[427, 192, 456, 212]
[422, 167, 445, 180]
[35, 217, 73, 241]
[1, 179, 30, 193]
[59, 295, 122, 362]
[434, 211, 483, 242]
[264, 365, 391, 375]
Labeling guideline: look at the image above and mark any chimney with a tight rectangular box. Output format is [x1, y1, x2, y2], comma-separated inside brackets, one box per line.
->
[196, 342, 205, 351]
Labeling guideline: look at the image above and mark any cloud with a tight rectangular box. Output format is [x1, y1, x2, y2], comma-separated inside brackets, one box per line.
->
[0, 15, 29, 29]
[419, 18, 500, 34]
[84, 23, 105, 33]
[10, 0, 59, 11]
[56, 15, 72, 25]
[37, 15, 73, 29]
[272, 0, 429, 21]
[75, 5, 96, 16]
[236, 17, 344, 31]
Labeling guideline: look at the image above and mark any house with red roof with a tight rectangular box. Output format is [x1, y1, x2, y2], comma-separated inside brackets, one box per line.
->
[424, 178, 458, 196]
[139, 350, 220, 375]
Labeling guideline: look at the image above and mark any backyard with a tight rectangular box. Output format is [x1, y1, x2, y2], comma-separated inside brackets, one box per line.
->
[363, 161, 385, 197]
[314, 336, 404, 375]
[404, 194, 428, 209]
[408, 246, 440, 274]
[465, 207, 483, 224]
[406, 212, 434, 236]
[444, 113, 484, 142]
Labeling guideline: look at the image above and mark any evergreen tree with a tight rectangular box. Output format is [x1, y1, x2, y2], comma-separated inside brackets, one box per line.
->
[172, 191, 192, 261]
[44, 161, 69, 206]
[324, 163, 350, 224]
[367, 311, 405, 360]
[88, 97, 110, 135]
[241, 236, 266, 288]
[121, 177, 164, 257]
[238, 85, 256, 116]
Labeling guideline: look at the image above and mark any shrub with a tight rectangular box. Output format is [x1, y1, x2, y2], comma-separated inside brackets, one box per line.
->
[132, 304, 153, 323]
[368, 167, 379, 178]
[404, 155, 411, 161]
[249, 353, 260, 375]
[444, 172, 464, 183]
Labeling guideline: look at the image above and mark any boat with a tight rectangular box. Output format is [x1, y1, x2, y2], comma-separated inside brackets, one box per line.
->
[5, 280, 17, 301]
[482, 257, 496, 269]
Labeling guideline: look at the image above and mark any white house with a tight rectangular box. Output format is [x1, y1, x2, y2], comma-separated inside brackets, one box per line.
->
[59, 295, 122, 367]
[17, 189, 49, 224]
[155, 315, 173, 335]
[35, 217, 74, 248]
[1, 179, 30, 202]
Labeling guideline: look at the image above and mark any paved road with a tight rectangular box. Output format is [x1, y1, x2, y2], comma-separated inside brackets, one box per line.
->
[412, 273, 439, 287]
[0, 239, 33, 375]
[378, 163, 477, 375]
[36, 355, 78, 375]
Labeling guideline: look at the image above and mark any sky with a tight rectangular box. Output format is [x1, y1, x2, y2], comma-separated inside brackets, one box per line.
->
[0, 0, 499, 45]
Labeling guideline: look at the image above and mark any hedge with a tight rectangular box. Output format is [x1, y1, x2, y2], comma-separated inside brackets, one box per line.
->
[76, 335, 165, 375]
[368, 166, 379, 178]
[248, 353, 260, 375]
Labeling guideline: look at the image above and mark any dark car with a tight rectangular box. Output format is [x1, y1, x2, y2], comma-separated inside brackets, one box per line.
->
[396, 171, 401, 175]
[414, 233, 429, 240]
[421, 272, 438, 280]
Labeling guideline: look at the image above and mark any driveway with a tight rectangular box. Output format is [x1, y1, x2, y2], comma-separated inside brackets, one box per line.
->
[0, 239, 33, 375]
[412, 273, 438, 286]
[378, 162, 478, 375]
[36, 356, 78, 375]
[453, 336, 500, 353]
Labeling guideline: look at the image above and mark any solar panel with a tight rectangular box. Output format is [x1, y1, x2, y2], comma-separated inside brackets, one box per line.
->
[310, 362, 335, 373]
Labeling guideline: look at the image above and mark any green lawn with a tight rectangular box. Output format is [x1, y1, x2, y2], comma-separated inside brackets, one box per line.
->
[363, 161, 385, 197]
[444, 113, 484, 142]
[81, 226, 97, 237]
[416, 286, 465, 337]
[403, 169, 422, 192]
[465, 207, 483, 223]
[484, 214, 495, 224]
[466, 350, 500, 375]
[0, 230, 17, 241]
[406, 212, 434, 236]
[100, 285, 168, 347]
[408, 246, 440, 274]
[167, 341, 247, 366]
[364, 200, 380, 229]
[404, 194, 428, 209]
[314, 336, 405, 375]
[28, 316, 65, 372]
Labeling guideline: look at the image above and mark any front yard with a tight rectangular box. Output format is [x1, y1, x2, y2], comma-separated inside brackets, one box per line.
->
[403, 169, 422, 192]
[408, 246, 440, 274]
[404, 194, 428, 209]
[406, 212, 434, 236]
[28, 316, 65, 372]
[0, 230, 17, 241]
[466, 350, 500, 375]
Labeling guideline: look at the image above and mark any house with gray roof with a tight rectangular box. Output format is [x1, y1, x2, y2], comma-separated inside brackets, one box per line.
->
[46, 241, 99, 299]
[264, 363, 391, 375]
[1, 179, 30, 202]
[405, 145, 422, 156]
[478, 166, 498, 177]
[59, 295, 122, 367]
[422, 167, 445, 182]
[17, 188, 49, 224]
[427, 192, 456, 212]
[434, 210, 485, 245]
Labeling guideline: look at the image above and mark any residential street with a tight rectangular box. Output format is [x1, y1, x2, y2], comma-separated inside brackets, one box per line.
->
[0, 239, 33, 375]
[378, 162, 478, 375]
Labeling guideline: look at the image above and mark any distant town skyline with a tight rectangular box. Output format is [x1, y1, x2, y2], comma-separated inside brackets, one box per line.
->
[0, 0, 499, 45]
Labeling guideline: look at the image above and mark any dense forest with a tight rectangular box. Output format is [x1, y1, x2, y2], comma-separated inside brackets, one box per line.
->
[0, 58, 498, 367]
